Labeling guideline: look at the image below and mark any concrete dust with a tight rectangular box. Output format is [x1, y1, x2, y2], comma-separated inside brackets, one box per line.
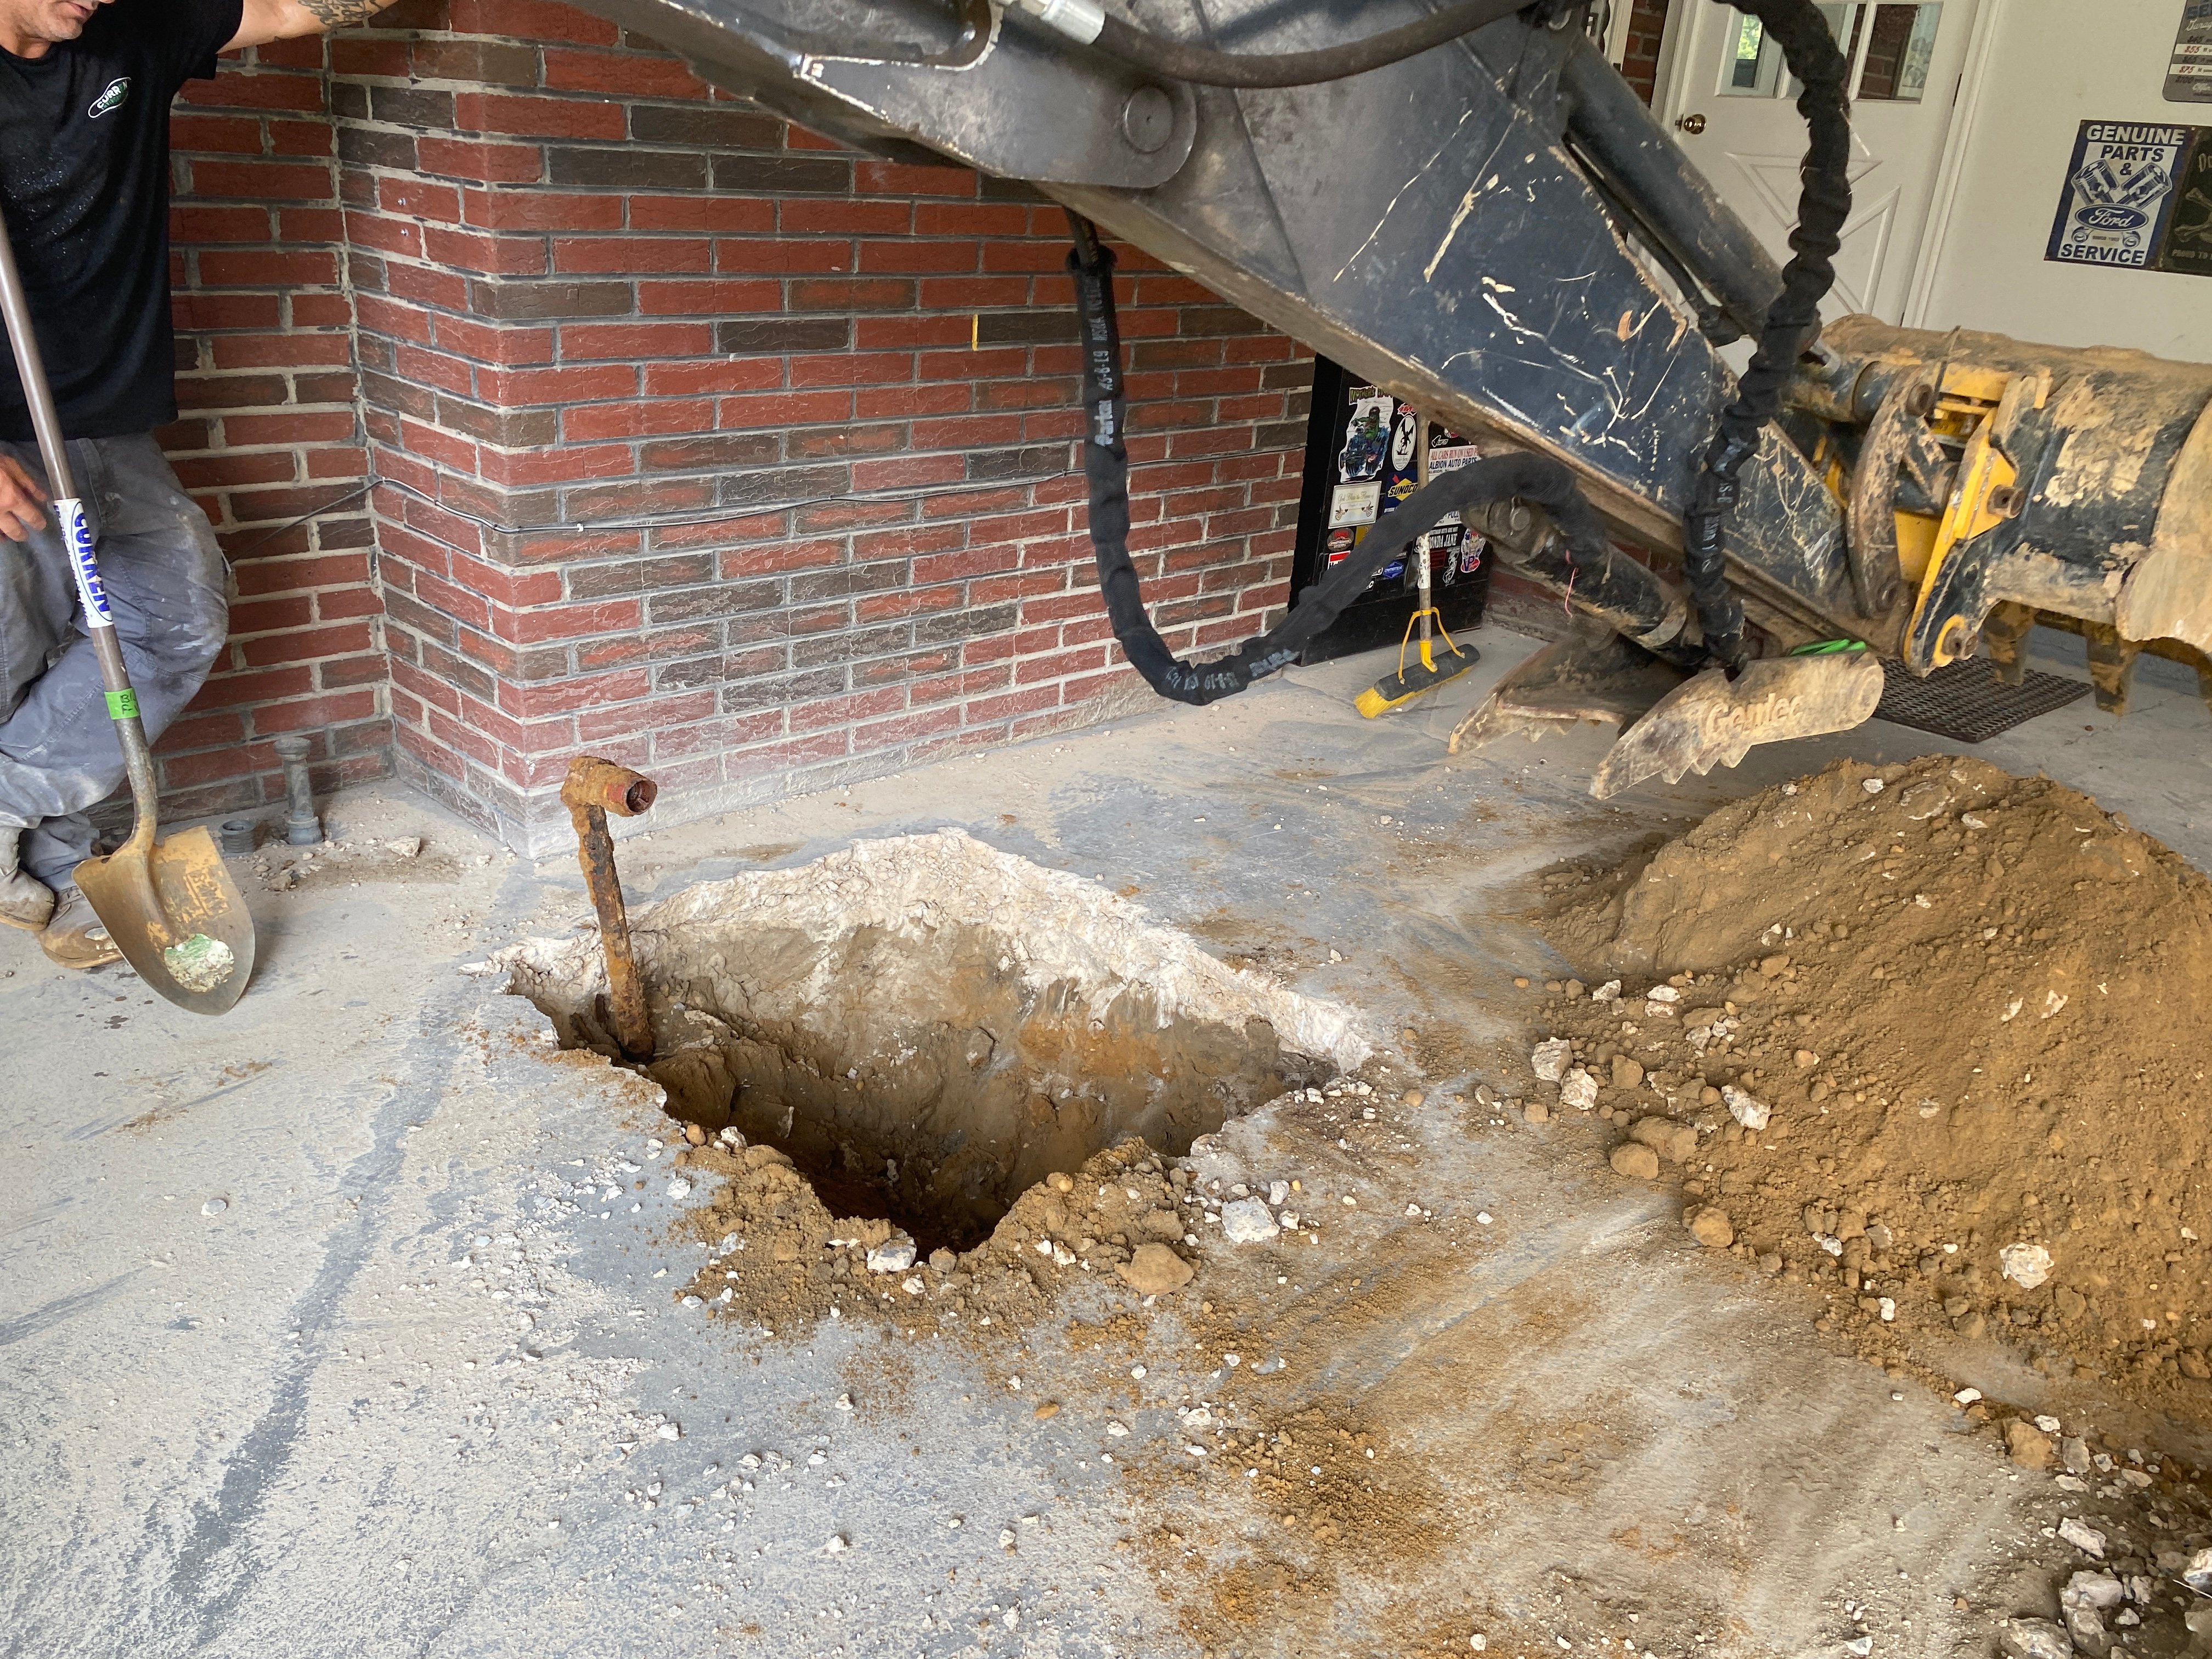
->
[25, 636, 2212, 1659]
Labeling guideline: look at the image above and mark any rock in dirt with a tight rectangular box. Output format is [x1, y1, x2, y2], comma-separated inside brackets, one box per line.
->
[1560, 1068, 1599, 1111]
[1611, 1055, 1644, 1090]
[866, 1233, 918, 1273]
[1996, 1618, 2073, 1659]
[1531, 1038, 1572, 1082]
[1720, 1086, 1770, 1132]
[1609, 1143, 1661, 1180]
[2004, 1420, 2055, 1469]
[1523, 1098, 1551, 1125]
[1119, 1243, 1195, 1295]
[385, 836, 422, 858]
[2000, 1243, 2053, 1290]
[1629, 1116, 1697, 1164]
[2063, 1573, 2125, 1613]
[1684, 1205, 1735, 1249]
[2058, 1516, 2108, 1558]
[1221, 1198, 1280, 1244]
[2181, 1547, 2212, 1592]
[2062, 1605, 2109, 1657]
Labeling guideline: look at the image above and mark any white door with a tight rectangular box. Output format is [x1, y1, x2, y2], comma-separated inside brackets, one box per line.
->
[1661, 2, 1982, 323]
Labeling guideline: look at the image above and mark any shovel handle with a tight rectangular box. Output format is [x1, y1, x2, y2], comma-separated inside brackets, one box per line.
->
[0, 205, 160, 857]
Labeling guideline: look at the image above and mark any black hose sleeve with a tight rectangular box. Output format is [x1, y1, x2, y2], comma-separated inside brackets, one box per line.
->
[1681, 0, 1850, 672]
[1088, 0, 1530, 89]
[1068, 219, 1620, 706]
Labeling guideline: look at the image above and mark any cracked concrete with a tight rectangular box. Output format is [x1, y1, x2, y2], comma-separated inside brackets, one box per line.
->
[2, 623, 2206, 1657]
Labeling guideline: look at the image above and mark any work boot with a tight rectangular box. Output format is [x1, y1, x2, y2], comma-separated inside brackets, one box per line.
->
[39, 884, 121, 970]
[0, 828, 55, 932]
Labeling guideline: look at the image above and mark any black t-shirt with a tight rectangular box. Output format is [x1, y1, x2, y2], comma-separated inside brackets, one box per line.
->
[0, 0, 243, 442]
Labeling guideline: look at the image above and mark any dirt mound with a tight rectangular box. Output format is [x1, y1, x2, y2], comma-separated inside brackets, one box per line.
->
[1537, 753, 2212, 1424]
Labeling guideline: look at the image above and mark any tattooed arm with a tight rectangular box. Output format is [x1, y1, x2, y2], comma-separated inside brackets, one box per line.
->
[228, 0, 391, 50]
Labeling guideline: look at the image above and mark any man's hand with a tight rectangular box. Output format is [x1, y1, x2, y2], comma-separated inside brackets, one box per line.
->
[228, 0, 388, 51]
[0, 454, 47, 543]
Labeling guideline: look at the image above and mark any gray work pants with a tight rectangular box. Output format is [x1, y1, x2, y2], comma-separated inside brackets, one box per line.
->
[0, 435, 229, 888]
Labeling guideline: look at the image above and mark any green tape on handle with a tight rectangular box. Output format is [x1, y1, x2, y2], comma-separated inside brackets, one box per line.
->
[105, 687, 138, 721]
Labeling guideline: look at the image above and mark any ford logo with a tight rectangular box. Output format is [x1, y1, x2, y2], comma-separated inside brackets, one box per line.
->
[2083, 205, 2148, 231]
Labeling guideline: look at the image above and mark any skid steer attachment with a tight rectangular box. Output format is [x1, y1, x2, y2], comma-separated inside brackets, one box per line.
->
[565, 0, 2212, 791]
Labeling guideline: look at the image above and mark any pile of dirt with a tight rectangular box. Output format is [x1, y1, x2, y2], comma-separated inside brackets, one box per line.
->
[1533, 753, 2212, 1425]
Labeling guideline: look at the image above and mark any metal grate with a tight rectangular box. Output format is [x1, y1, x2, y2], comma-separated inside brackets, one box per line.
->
[1874, 659, 2091, 744]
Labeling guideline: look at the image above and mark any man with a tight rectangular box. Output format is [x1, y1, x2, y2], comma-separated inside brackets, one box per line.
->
[0, 0, 385, 968]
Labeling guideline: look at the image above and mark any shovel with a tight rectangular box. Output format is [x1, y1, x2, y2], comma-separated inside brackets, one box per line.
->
[0, 208, 255, 1013]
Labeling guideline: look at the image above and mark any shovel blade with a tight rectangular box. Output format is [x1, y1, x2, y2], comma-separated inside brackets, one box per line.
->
[1589, 651, 1885, 799]
[76, 825, 257, 1014]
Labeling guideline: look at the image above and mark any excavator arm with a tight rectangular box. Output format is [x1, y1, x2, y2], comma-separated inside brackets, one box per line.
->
[569, 0, 2212, 788]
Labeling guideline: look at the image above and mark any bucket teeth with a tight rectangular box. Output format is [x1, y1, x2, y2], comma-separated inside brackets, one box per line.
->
[1590, 652, 1885, 799]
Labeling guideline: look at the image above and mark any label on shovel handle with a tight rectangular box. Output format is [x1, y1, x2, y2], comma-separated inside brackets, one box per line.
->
[105, 687, 138, 721]
[59, 499, 112, 630]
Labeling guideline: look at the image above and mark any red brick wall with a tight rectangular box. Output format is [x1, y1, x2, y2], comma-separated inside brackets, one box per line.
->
[164, 40, 389, 824]
[1618, 0, 1673, 105]
[324, 3, 1309, 852]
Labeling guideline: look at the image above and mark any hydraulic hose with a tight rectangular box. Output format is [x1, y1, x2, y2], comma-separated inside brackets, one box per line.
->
[1680, 0, 1851, 672]
[1015, 0, 1531, 88]
[1067, 216, 1619, 706]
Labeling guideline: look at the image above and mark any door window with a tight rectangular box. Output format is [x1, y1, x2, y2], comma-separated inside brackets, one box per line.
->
[1715, 3, 1942, 102]
[1720, 14, 1784, 97]
[1857, 4, 1943, 101]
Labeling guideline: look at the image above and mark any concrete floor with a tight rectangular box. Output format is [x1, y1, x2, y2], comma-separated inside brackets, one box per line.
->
[3, 620, 2207, 1658]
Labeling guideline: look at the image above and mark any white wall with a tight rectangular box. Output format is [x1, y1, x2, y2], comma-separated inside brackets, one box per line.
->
[1914, 0, 2209, 361]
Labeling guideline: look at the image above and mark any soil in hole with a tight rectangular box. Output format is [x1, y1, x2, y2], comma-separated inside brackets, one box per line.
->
[557, 919, 1328, 1255]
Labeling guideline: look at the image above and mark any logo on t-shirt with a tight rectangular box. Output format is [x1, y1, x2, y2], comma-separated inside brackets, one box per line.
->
[88, 78, 132, 120]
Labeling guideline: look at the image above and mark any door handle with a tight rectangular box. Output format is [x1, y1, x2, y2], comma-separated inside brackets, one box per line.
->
[1676, 112, 1707, 135]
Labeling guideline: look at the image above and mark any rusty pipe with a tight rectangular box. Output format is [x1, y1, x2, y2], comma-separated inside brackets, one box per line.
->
[560, 755, 658, 1060]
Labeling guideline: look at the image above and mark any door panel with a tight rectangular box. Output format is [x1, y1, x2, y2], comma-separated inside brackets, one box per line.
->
[1664, 0, 1979, 323]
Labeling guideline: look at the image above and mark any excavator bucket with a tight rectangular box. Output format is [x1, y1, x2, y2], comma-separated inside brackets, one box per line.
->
[1448, 621, 1689, 754]
[1588, 650, 1886, 799]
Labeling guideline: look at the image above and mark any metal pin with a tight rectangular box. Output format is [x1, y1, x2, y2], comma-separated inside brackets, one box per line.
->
[561, 755, 659, 1060]
[272, 734, 320, 845]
